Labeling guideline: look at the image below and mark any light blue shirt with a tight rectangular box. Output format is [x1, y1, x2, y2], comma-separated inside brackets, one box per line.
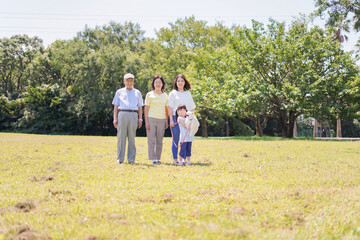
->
[112, 87, 143, 110]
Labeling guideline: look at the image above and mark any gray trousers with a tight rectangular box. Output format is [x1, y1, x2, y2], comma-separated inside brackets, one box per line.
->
[146, 117, 166, 160]
[117, 111, 138, 163]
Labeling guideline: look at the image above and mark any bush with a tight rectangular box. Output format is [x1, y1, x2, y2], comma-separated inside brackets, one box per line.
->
[0, 97, 11, 130]
[14, 85, 74, 134]
[341, 119, 360, 137]
[198, 116, 253, 137]
[229, 118, 253, 136]
[0, 96, 26, 131]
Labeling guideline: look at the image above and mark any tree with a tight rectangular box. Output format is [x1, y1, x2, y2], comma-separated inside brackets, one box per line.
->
[0, 35, 43, 97]
[314, 0, 360, 43]
[156, 17, 231, 136]
[230, 18, 359, 137]
[314, 0, 360, 137]
[28, 39, 90, 88]
[73, 22, 148, 134]
[188, 45, 256, 136]
[77, 21, 145, 51]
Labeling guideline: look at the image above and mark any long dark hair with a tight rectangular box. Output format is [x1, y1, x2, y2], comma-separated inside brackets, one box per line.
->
[173, 74, 191, 91]
[151, 75, 165, 92]
[175, 104, 187, 119]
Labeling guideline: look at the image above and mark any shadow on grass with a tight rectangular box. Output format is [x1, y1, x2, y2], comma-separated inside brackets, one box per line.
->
[191, 162, 212, 166]
[127, 163, 156, 167]
[141, 162, 212, 167]
[198, 136, 359, 141]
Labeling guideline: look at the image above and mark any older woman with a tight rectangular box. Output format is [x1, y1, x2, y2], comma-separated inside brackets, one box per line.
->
[168, 74, 196, 164]
[144, 76, 169, 164]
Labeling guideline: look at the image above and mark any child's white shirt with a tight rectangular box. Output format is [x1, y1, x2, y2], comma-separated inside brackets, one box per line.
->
[178, 116, 195, 142]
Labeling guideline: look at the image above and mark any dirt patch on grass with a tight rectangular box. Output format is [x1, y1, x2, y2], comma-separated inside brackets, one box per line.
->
[200, 190, 217, 195]
[138, 194, 174, 204]
[47, 189, 75, 203]
[47, 167, 60, 172]
[48, 189, 71, 195]
[7, 225, 51, 240]
[14, 201, 35, 212]
[12, 226, 38, 240]
[261, 221, 277, 229]
[108, 214, 127, 224]
[288, 190, 306, 201]
[160, 193, 174, 203]
[83, 235, 99, 240]
[108, 214, 124, 220]
[284, 211, 305, 226]
[0, 207, 9, 214]
[202, 158, 212, 164]
[138, 197, 156, 203]
[191, 211, 216, 217]
[228, 207, 248, 216]
[200, 172, 211, 176]
[28, 176, 54, 182]
[225, 229, 248, 238]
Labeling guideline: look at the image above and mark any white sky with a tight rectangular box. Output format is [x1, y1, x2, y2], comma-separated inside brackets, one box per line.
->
[0, 0, 358, 51]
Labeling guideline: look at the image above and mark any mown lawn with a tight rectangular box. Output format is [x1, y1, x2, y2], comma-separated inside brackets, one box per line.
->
[0, 133, 359, 240]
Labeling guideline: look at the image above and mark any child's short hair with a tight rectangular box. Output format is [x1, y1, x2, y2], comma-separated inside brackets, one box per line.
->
[176, 104, 187, 118]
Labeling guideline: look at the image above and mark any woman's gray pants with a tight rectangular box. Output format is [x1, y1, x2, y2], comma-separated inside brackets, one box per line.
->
[146, 117, 166, 161]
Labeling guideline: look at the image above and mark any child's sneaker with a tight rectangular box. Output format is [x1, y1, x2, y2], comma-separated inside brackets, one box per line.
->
[173, 160, 179, 165]
[152, 160, 157, 164]
[178, 161, 184, 166]
[186, 161, 191, 165]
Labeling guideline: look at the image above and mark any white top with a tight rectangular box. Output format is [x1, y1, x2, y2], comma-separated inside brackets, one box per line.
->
[167, 90, 196, 115]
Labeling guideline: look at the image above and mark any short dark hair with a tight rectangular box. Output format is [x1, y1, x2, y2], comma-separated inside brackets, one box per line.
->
[151, 75, 165, 92]
[175, 104, 187, 118]
[173, 74, 191, 91]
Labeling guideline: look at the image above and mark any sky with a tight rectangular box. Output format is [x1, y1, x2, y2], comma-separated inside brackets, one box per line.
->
[0, 0, 358, 52]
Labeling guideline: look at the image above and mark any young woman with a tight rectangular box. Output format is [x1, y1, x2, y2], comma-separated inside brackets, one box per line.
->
[144, 76, 168, 164]
[167, 74, 196, 164]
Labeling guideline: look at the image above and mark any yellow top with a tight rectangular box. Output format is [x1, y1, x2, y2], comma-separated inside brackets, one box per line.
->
[145, 91, 168, 119]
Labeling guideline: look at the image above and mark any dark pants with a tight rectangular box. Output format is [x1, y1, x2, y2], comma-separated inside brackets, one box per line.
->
[171, 115, 180, 159]
[179, 142, 192, 159]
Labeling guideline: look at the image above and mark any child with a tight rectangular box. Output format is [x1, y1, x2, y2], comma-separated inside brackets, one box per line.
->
[176, 104, 194, 165]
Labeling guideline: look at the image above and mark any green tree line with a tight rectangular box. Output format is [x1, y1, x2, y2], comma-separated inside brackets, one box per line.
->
[1, 16, 360, 137]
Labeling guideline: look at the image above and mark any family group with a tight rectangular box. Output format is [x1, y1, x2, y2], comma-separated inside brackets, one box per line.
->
[112, 73, 197, 165]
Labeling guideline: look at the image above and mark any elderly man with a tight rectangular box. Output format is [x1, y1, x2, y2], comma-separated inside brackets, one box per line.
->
[112, 73, 143, 164]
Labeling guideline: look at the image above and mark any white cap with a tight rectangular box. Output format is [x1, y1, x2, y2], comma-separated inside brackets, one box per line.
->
[124, 73, 135, 80]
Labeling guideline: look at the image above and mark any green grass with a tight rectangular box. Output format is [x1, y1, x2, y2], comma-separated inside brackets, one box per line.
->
[0, 133, 359, 240]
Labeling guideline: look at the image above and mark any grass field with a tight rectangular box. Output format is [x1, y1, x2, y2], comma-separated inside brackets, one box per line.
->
[0, 133, 359, 240]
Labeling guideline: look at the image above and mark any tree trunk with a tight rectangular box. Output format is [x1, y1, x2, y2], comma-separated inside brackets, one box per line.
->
[286, 113, 296, 138]
[320, 120, 327, 137]
[255, 118, 263, 137]
[201, 110, 208, 138]
[225, 116, 230, 137]
[279, 110, 296, 138]
[313, 119, 318, 138]
[336, 119, 342, 138]
[279, 110, 288, 138]
[17, 60, 24, 91]
[293, 121, 297, 137]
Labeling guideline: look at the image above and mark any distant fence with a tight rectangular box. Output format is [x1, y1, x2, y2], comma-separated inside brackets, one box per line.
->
[296, 128, 333, 137]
